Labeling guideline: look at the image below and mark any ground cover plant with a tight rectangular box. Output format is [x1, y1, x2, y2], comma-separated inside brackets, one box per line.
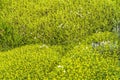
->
[0, 0, 120, 51]
[47, 44, 120, 80]
[0, 44, 62, 79]
[0, 0, 120, 79]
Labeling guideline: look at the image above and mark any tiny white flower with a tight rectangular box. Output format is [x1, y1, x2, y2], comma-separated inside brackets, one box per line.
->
[87, 12, 90, 14]
[78, 42, 81, 45]
[57, 65, 64, 68]
[86, 47, 88, 49]
[58, 24, 64, 28]
[34, 37, 37, 39]
[63, 70, 66, 73]
[40, 44, 48, 48]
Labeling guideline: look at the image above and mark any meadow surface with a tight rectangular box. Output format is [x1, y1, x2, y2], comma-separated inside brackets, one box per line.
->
[0, 0, 120, 79]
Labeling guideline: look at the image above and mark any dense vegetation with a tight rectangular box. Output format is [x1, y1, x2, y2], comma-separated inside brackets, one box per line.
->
[0, 0, 120, 79]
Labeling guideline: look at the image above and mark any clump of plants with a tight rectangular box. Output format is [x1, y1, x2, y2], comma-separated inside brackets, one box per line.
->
[47, 44, 120, 79]
[0, 0, 120, 51]
[84, 31, 118, 43]
[0, 0, 120, 79]
[0, 44, 61, 79]
[82, 31, 119, 55]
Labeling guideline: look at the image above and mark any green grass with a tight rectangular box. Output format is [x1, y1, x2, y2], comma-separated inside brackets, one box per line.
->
[0, 0, 120, 79]
[0, 0, 120, 51]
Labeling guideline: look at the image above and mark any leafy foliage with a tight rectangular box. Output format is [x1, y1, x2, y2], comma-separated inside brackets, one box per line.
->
[0, 0, 120, 79]
[47, 44, 120, 79]
[82, 32, 119, 55]
[0, 0, 120, 51]
[0, 44, 61, 79]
